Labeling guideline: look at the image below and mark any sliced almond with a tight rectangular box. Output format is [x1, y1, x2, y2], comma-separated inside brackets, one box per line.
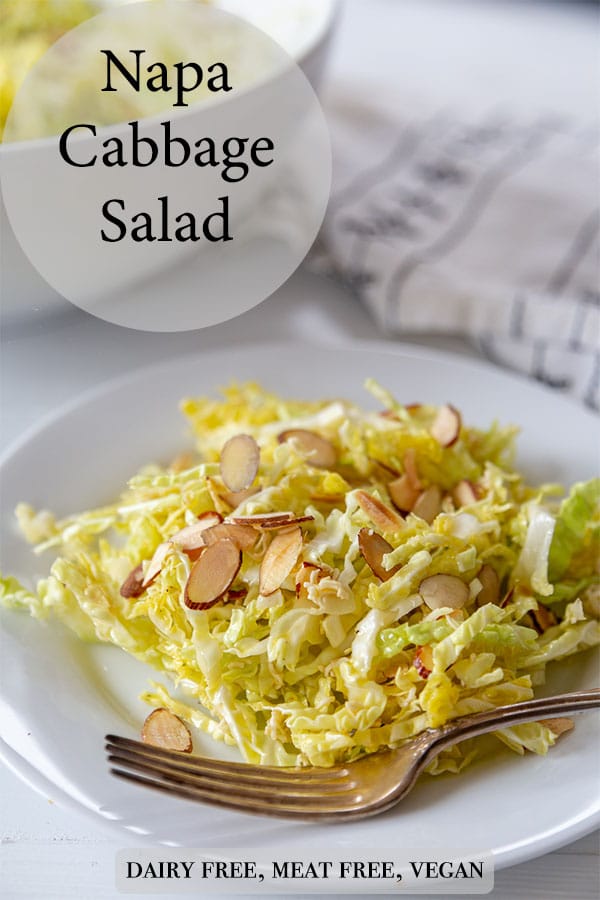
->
[358, 528, 401, 581]
[225, 587, 248, 603]
[197, 510, 224, 526]
[278, 429, 337, 469]
[412, 485, 442, 524]
[202, 522, 258, 551]
[232, 512, 293, 527]
[431, 404, 462, 447]
[259, 526, 303, 596]
[231, 512, 313, 530]
[368, 456, 400, 479]
[476, 564, 500, 607]
[171, 513, 223, 555]
[419, 573, 469, 610]
[191, 549, 214, 573]
[540, 717, 574, 738]
[295, 562, 328, 600]
[520, 612, 535, 629]
[388, 474, 421, 514]
[500, 587, 515, 609]
[119, 563, 145, 599]
[356, 490, 403, 533]
[403, 448, 422, 490]
[184, 538, 241, 610]
[531, 605, 557, 633]
[414, 644, 433, 679]
[219, 485, 261, 509]
[220, 434, 260, 493]
[141, 708, 193, 753]
[260, 515, 314, 530]
[142, 541, 172, 588]
[405, 403, 422, 413]
[453, 480, 479, 507]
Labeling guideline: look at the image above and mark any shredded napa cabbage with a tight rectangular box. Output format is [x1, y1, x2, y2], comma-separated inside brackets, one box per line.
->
[1, 381, 598, 772]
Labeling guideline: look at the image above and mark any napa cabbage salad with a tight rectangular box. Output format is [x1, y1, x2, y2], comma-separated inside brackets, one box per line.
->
[1, 381, 599, 772]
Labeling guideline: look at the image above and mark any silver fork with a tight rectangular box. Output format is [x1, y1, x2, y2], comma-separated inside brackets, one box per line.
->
[106, 689, 599, 821]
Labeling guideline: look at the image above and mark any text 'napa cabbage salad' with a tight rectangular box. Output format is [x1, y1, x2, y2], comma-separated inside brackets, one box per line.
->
[1, 381, 598, 772]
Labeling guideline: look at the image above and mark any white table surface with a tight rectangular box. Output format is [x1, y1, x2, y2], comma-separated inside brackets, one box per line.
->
[1, 268, 599, 899]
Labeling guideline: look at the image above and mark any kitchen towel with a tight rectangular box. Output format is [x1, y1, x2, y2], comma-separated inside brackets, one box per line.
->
[315, 1, 599, 410]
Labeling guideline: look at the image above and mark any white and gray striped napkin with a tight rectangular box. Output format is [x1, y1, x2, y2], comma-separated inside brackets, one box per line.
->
[317, 99, 599, 410]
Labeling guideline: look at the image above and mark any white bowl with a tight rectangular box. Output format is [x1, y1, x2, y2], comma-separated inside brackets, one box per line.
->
[0, 0, 338, 327]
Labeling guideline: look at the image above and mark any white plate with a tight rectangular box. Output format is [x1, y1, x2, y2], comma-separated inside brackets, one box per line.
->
[1, 341, 598, 865]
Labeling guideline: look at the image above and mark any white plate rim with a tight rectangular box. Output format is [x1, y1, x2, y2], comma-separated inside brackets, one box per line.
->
[2, 336, 597, 469]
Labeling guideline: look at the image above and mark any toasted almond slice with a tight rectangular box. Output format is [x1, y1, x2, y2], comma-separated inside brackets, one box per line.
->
[119, 563, 145, 599]
[531, 605, 557, 633]
[184, 539, 241, 610]
[388, 474, 421, 514]
[358, 528, 400, 581]
[232, 512, 294, 527]
[453, 480, 479, 507]
[368, 456, 400, 478]
[186, 546, 206, 563]
[414, 644, 433, 679]
[171, 514, 223, 554]
[430, 404, 462, 447]
[141, 708, 193, 753]
[220, 434, 260, 493]
[419, 573, 469, 610]
[186, 511, 225, 558]
[540, 717, 574, 738]
[197, 510, 224, 525]
[260, 515, 314, 530]
[231, 512, 314, 530]
[412, 485, 442, 524]
[202, 522, 259, 551]
[219, 485, 261, 509]
[356, 490, 403, 533]
[259, 525, 303, 596]
[142, 541, 172, 588]
[500, 587, 515, 609]
[295, 562, 328, 600]
[403, 448, 422, 490]
[476, 564, 500, 607]
[520, 613, 535, 629]
[405, 403, 423, 413]
[278, 429, 337, 469]
[378, 410, 400, 420]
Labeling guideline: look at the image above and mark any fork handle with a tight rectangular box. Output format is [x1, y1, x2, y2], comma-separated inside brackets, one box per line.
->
[431, 689, 600, 752]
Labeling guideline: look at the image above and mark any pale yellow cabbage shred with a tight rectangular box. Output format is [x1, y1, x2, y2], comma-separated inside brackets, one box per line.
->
[1, 381, 598, 772]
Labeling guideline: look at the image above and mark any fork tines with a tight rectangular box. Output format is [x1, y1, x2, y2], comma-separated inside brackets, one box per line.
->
[105, 734, 358, 819]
